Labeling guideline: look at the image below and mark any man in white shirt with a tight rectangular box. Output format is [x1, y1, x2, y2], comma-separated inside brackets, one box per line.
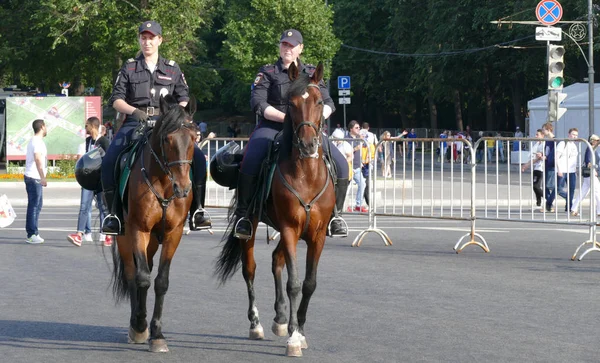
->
[24, 119, 47, 244]
[556, 127, 579, 212]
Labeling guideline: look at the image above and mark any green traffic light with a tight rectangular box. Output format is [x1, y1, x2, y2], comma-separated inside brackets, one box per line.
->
[550, 77, 564, 88]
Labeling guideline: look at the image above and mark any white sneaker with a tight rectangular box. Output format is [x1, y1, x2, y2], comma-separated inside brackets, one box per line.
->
[99, 233, 106, 242]
[26, 235, 44, 244]
[83, 233, 93, 242]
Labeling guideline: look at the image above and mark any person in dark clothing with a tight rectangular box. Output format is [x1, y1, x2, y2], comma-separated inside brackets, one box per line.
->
[233, 29, 349, 240]
[542, 122, 556, 212]
[100, 20, 211, 235]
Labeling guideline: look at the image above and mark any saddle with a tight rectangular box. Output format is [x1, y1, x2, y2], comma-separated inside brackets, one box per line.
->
[115, 125, 150, 213]
[212, 133, 337, 231]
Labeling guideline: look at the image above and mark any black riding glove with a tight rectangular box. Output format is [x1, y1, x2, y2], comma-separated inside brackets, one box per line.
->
[132, 109, 149, 123]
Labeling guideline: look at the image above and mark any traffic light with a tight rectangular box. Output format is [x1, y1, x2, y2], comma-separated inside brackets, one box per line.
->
[548, 44, 565, 90]
[548, 90, 567, 122]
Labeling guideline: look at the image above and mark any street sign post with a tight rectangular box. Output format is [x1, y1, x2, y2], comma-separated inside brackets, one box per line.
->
[337, 76, 351, 128]
[536, 0, 563, 26]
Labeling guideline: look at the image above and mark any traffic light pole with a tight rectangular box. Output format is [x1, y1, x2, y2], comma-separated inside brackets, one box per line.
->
[588, 0, 594, 135]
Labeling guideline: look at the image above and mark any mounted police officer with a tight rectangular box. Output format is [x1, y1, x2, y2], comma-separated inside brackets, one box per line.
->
[101, 20, 211, 235]
[233, 29, 350, 240]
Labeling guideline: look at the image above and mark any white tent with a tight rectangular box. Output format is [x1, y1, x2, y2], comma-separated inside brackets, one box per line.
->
[527, 83, 600, 138]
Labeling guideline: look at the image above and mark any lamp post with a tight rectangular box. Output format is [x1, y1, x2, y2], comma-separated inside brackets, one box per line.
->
[588, 0, 594, 135]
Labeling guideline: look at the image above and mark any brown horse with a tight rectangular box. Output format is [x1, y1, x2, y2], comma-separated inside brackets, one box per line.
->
[111, 95, 198, 352]
[216, 62, 335, 357]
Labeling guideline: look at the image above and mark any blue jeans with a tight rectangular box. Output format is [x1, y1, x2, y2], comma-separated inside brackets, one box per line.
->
[558, 172, 576, 211]
[24, 176, 43, 238]
[352, 167, 366, 207]
[545, 170, 556, 210]
[76, 189, 105, 234]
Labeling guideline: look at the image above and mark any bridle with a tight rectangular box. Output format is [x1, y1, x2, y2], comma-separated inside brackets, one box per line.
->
[292, 83, 324, 159]
[141, 117, 196, 208]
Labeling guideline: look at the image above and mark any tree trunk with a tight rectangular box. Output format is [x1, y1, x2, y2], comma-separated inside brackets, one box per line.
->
[484, 65, 494, 131]
[428, 82, 437, 130]
[511, 76, 524, 133]
[453, 89, 463, 131]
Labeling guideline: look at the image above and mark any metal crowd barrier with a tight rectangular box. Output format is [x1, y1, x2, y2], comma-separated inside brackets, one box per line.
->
[365, 136, 599, 260]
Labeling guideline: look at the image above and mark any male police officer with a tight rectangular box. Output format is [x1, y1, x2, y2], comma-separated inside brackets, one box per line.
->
[101, 20, 211, 235]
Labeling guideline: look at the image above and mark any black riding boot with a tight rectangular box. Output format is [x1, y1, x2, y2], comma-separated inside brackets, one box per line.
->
[233, 172, 258, 240]
[101, 189, 122, 235]
[328, 178, 350, 237]
[189, 183, 212, 230]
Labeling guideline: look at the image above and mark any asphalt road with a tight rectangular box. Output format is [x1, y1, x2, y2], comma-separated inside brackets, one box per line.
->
[2, 205, 600, 363]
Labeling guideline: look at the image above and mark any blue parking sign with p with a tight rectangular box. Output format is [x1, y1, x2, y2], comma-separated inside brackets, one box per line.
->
[338, 76, 351, 89]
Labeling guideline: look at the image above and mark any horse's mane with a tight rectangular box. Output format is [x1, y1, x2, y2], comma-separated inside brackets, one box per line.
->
[154, 95, 186, 140]
[280, 73, 313, 160]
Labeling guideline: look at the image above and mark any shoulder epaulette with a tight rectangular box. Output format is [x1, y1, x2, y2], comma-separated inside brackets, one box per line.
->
[167, 60, 175, 66]
[127, 58, 135, 63]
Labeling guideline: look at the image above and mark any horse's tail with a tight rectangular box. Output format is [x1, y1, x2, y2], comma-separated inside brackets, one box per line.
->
[214, 194, 242, 284]
[110, 242, 129, 302]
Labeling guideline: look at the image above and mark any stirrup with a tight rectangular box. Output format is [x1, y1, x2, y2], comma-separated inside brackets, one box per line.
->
[190, 208, 212, 230]
[101, 215, 122, 236]
[233, 217, 253, 240]
[328, 216, 348, 238]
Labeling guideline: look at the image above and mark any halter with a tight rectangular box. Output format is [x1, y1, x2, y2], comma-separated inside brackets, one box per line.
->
[292, 84, 323, 159]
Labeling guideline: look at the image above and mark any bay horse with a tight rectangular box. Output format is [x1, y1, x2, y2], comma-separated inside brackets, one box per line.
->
[111, 95, 198, 353]
[216, 62, 335, 357]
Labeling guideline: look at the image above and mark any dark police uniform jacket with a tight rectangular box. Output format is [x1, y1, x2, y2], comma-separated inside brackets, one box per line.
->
[250, 58, 335, 130]
[109, 54, 189, 110]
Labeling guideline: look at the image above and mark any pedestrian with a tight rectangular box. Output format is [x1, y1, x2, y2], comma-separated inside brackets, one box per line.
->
[67, 117, 111, 247]
[348, 120, 367, 212]
[332, 128, 353, 182]
[541, 122, 557, 212]
[521, 129, 545, 209]
[24, 119, 47, 244]
[556, 128, 579, 212]
[231, 28, 350, 239]
[360, 129, 376, 208]
[570, 134, 600, 216]
[199, 120, 208, 138]
[100, 20, 211, 235]
[486, 133, 495, 162]
[380, 130, 394, 177]
[407, 128, 417, 158]
[514, 126, 524, 151]
[438, 130, 448, 162]
[495, 132, 505, 162]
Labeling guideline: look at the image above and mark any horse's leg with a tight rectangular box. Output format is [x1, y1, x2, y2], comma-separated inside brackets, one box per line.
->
[296, 234, 326, 351]
[125, 230, 152, 344]
[281, 229, 303, 357]
[271, 242, 288, 336]
[242, 220, 264, 340]
[148, 229, 182, 353]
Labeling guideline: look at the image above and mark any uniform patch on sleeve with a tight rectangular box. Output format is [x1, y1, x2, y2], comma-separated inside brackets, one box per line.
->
[182, 73, 188, 87]
[253, 72, 264, 86]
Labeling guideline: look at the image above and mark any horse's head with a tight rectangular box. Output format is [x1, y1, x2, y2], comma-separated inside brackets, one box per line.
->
[287, 62, 325, 159]
[150, 95, 198, 199]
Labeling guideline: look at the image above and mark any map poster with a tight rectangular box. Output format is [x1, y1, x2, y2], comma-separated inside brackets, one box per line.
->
[5, 96, 102, 161]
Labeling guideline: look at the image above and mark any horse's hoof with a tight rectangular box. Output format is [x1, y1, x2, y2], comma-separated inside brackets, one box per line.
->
[286, 343, 303, 357]
[300, 335, 308, 349]
[286, 331, 304, 357]
[127, 327, 149, 344]
[148, 339, 169, 353]
[272, 321, 288, 337]
[249, 323, 264, 340]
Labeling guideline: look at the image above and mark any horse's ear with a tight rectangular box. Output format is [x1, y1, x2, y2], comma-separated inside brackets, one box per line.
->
[185, 95, 197, 117]
[159, 95, 169, 114]
[312, 62, 324, 84]
[288, 62, 299, 81]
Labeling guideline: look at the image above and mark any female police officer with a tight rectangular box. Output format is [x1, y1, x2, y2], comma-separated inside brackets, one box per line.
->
[101, 20, 211, 235]
[233, 29, 350, 240]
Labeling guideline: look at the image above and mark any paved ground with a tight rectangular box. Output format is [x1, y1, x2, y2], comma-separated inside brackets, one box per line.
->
[2, 204, 600, 362]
